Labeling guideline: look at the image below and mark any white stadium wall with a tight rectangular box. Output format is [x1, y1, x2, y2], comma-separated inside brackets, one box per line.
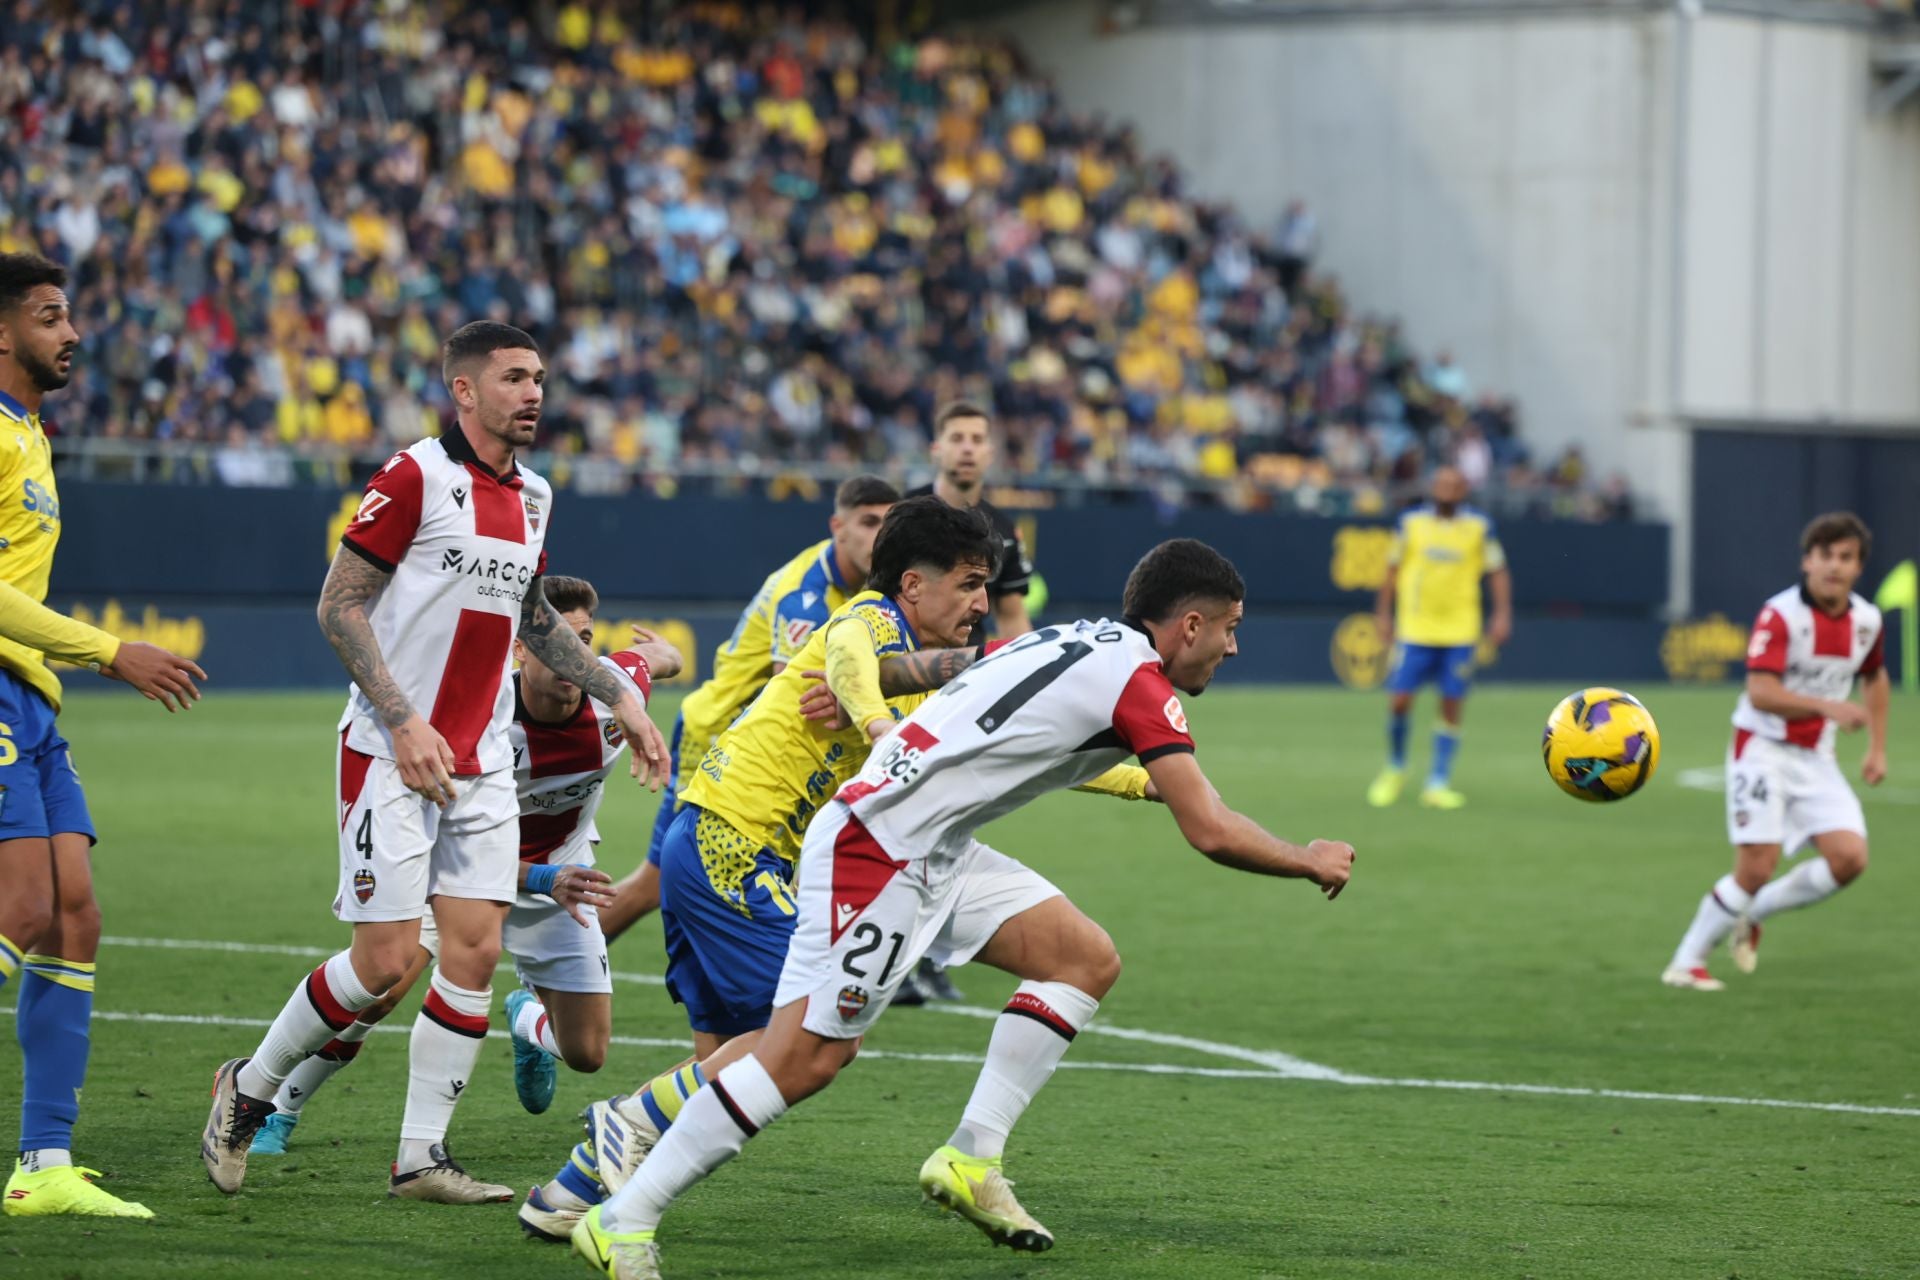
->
[995, 1, 1920, 611]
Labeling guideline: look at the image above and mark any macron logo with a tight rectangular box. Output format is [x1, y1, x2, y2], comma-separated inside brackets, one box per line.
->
[835, 903, 857, 930]
[452, 487, 467, 509]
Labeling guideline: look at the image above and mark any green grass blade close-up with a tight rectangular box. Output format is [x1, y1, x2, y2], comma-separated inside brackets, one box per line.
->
[3, 684, 1915, 1278]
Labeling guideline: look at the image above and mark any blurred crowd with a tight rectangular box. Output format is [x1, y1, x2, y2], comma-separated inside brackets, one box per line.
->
[0, 0, 1633, 519]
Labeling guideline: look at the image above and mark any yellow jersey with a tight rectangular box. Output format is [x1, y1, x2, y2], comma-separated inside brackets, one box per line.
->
[1389, 504, 1506, 648]
[0, 390, 119, 710]
[676, 538, 857, 765]
[681, 591, 928, 895]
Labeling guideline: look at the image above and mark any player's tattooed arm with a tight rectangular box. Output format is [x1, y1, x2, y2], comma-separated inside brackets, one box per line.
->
[517, 577, 633, 709]
[317, 549, 414, 727]
[876, 644, 985, 696]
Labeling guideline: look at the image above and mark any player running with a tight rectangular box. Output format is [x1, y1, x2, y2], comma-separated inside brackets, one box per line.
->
[1366, 466, 1511, 810]
[571, 538, 1356, 1279]
[1662, 512, 1889, 992]
[247, 576, 682, 1157]
[0, 252, 208, 1220]
[605, 476, 899, 944]
[904, 400, 1037, 1002]
[199, 322, 667, 1204]
[520, 497, 1019, 1241]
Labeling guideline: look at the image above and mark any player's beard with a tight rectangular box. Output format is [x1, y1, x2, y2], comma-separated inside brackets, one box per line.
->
[20, 344, 73, 392]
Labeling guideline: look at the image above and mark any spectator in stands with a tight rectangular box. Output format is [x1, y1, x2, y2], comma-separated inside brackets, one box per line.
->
[0, 0, 1630, 521]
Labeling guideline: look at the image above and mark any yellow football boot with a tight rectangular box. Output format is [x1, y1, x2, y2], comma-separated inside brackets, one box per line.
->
[918, 1145, 1053, 1252]
[3, 1162, 153, 1219]
[571, 1203, 662, 1279]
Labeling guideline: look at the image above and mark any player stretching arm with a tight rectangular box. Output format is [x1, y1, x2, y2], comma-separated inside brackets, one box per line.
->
[1367, 466, 1509, 811]
[1662, 512, 1889, 991]
[606, 477, 899, 945]
[0, 251, 206, 1222]
[571, 539, 1353, 1280]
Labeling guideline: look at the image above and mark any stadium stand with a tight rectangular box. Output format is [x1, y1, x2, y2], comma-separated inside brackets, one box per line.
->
[0, 0, 1632, 519]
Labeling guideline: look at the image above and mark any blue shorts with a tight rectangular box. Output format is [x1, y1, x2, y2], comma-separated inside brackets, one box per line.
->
[657, 804, 796, 1036]
[0, 670, 94, 844]
[645, 712, 686, 867]
[1386, 643, 1477, 700]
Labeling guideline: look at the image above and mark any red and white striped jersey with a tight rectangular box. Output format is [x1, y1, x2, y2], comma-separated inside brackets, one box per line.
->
[335, 429, 552, 775]
[1733, 584, 1884, 753]
[510, 652, 652, 864]
[836, 618, 1195, 862]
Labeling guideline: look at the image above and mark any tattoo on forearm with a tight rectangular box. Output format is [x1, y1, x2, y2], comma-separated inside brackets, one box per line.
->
[518, 579, 629, 708]
[318, 551, 415, 727]
[877, 645, 983, 696]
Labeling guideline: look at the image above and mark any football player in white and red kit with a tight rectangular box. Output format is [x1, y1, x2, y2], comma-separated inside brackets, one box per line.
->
[199, 323, 667, 1203]
[244, 576, 683, 1158]
[571, 539, 1357, 1280]
[1663, 512, 1890, 992]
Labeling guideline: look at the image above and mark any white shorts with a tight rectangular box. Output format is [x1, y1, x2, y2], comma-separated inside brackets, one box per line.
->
[334, 741, 518, 923]
[1726, 733, 1866, 855]
[775, 803, 1062, 1039]
[414, 838, 614, 995]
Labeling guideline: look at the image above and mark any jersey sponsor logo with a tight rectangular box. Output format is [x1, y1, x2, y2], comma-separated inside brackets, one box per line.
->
[784, 618, 816, 649]
[353, 868, 377, 904]
[437, 548, 538, 588]
[874, 722, 938, 788]
[352, 490, 391, 526]
[1162, 694, 1188, 734]
[836, 984, 870, 1021]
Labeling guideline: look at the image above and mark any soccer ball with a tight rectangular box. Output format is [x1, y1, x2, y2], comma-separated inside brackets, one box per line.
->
[1542, 687, 1661, 802]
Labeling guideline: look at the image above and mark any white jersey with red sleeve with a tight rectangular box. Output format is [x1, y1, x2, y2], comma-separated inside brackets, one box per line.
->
[836, 618, 1195, 863]
[1732, 585, 1884, 753]
[335, 430, 553, 775]
[508, 652, 652, 867]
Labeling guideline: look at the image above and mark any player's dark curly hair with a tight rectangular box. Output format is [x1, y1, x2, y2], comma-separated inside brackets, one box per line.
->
[441, 320, 540, 389]
[1122, 539, 1246, 622]
[867, 496, 998, 596]
[1801, 511, 1871, 562]
[0, 252, 66, 315]
[543, 575, 599, 618]
[834, 474, 900, 512]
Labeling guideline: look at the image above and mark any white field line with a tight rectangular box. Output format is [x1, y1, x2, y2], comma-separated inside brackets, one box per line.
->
[1675, 764, 1920, 804]
[96, 937, 1920, 1118]
[102, 935, 668, 987]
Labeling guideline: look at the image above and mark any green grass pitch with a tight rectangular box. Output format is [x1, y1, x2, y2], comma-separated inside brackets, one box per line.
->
[2, 684, 1916, 1278]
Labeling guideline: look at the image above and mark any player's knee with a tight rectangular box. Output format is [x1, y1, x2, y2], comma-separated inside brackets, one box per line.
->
[0, 891, 53, 951]
[562, 1033, 608, 1074]
[1826, 841, 1868, 884]
[56, 895, 102, 954]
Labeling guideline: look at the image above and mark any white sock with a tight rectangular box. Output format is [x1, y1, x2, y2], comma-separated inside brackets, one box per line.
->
[512, 992, 561, 1057]
[238, 952, 378, 1099]
[1749, 857, 1843, 922]
[1670, 874, 1752, 970]
[600, 1053, 790, 1234]
[20, 1147, 71, 1172]
[275, 1016, 378, 1114]
[949, 981, 1100, 1160]
[396, 969, 490, 1169]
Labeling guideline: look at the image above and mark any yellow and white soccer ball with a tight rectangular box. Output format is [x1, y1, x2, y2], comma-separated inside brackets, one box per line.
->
[1541, 687, 1661, 802]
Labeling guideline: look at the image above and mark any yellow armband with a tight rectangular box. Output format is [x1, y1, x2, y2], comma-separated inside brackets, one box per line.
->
[1074, 764, 1151, 802]
[823, 616, 891, 732]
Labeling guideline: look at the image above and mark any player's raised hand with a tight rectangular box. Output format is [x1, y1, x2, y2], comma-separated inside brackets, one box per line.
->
[1862, 747, 1888, 786]
[616, 697, 670, 791]
[392, 714, 458, 807]
[796, 669, 847, 727]
[1830, 701, 1870, 732]
[1305, 838, 1356, 900]
[104, 641, 207, 712]
[550, 865, 617, 928]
